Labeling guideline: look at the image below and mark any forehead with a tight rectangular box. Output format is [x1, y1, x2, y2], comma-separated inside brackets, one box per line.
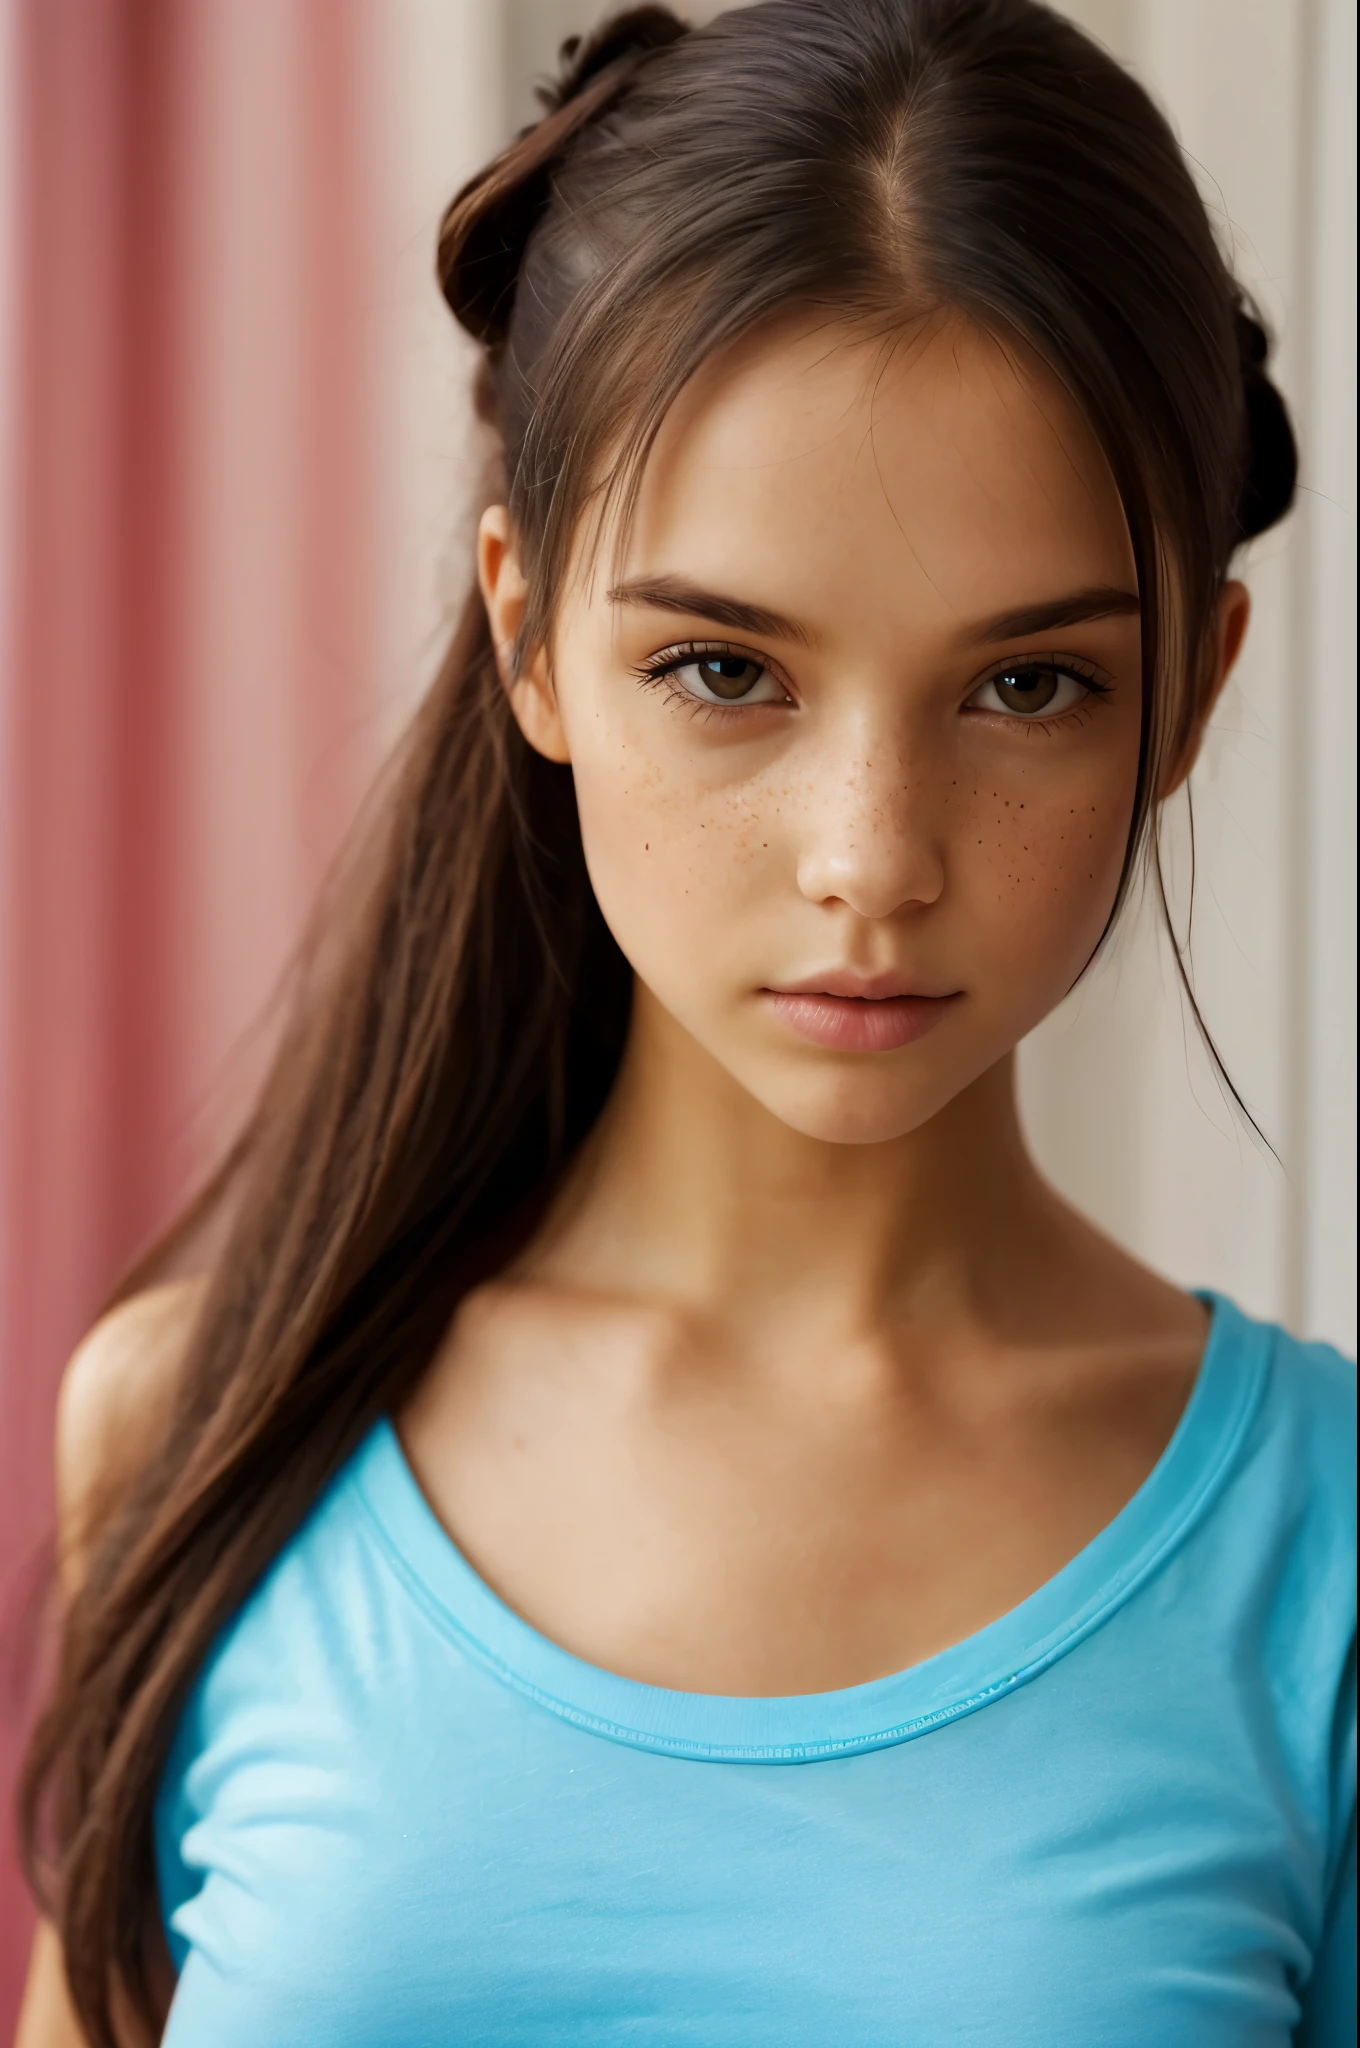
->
[594, 314, 1134, 649]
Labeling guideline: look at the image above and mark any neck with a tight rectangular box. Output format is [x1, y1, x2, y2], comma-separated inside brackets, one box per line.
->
[528, 984, 1062, 1353]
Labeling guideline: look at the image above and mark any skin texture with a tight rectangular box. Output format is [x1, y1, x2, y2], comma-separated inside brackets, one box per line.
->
[399, 314, 1250, 1694]
[19, 317, 1250, 2040]
[511, 315, 1153, 1144]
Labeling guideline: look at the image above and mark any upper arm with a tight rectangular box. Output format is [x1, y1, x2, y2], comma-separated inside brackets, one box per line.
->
[18, 1282, 208, 2048]
[54, 1277, 207, 1600]
[14, 1922, 90, 2048]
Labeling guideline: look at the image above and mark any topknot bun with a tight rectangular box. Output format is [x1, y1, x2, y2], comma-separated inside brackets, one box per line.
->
[438, 7, 689, 347]
[544, 6, 690, 113]
[1233, 305, 1298, 540]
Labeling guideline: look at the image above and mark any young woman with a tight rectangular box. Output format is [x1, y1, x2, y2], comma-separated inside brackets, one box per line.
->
[18, 2, 1354, 2043]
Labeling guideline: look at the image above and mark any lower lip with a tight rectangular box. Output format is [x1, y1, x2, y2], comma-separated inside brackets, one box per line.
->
[762, 990, 962, 1052]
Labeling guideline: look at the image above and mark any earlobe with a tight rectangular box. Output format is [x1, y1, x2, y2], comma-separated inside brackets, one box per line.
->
[1161, 579, 1251, 796]
[508, 660, 572, 765]
[477, 506, 525, 687]
[1215, 578, 1251, 689]
[476, 506, 571, 764]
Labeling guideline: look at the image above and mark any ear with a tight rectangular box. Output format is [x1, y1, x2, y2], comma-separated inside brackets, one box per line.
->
[477, 505, 571, 763]
[1161, 579, 1251, 796]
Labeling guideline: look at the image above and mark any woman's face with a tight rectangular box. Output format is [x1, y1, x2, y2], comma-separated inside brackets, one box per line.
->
[487, 315, 1148, 1145]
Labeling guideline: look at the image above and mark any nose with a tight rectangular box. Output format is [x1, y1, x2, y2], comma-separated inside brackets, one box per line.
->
[794, 718, 945, 920]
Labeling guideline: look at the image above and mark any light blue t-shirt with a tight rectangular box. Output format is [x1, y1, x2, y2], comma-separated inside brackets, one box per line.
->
[156, 1295, 1355, 2045]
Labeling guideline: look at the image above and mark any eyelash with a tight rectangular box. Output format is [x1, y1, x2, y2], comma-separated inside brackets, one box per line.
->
[631, 642, 1114, 727]
[966, 652, 1114, 733]
[631, 641, 791, 721]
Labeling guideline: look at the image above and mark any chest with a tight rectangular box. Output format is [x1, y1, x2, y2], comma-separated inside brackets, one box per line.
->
[399, 1330, 1195, 1696]
[160, 1644, 1315, 2048]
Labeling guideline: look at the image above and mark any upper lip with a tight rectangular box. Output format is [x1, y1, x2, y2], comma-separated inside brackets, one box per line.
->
[767, 971, 963, 1002]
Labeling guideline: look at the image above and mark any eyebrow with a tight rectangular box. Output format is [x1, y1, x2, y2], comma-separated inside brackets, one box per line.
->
[973, 585, 1141, 642]
[606, 576, 816, 646]
[606, 576, 1140, 651]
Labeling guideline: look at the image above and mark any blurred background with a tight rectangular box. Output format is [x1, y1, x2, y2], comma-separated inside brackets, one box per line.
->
[0, 0, 1354, 2018]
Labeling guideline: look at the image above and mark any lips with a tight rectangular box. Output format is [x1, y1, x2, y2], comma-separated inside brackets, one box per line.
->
[761, 978, 963, 1053]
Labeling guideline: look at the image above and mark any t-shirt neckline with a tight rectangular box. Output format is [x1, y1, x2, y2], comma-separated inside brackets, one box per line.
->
[349, 1291, 1268, 1764]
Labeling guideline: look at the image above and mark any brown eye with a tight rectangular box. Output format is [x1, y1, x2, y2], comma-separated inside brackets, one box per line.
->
[994, 665, 1058, 712]
[967, 662, 1093, 719]
[664, 652, 785, 707]
[693, 655, 766, 700]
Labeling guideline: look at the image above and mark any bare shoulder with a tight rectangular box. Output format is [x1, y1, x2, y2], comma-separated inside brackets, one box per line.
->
[56, 1277, 208, 1593]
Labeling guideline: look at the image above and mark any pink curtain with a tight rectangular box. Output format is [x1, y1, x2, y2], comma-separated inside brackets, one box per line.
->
[0, 1, 383, 2019]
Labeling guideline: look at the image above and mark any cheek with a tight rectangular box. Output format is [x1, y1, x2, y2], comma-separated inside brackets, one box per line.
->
[568, 729, 779, 972]
[955, 746, 1138, 990]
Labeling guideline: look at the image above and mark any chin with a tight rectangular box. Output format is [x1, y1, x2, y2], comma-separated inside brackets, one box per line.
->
[737, 1061, 968, 1148]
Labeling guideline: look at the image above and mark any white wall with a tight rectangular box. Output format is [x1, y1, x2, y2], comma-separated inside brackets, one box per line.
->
[375, 0, 1356, 1353]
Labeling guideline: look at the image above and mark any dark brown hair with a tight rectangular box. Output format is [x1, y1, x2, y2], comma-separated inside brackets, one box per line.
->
[21, 3, 1296, 2039]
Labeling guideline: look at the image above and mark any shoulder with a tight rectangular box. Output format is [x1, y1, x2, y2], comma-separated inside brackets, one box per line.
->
[1241, 1303, 1356, 1499]
[1206, 1296, 1355, 1618]
[1199, 1303, 1355, 1852]
[56, 1277, 208, 1593]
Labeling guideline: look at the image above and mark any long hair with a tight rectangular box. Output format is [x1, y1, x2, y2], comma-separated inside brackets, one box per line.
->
[20, 3, 1297, 2039]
